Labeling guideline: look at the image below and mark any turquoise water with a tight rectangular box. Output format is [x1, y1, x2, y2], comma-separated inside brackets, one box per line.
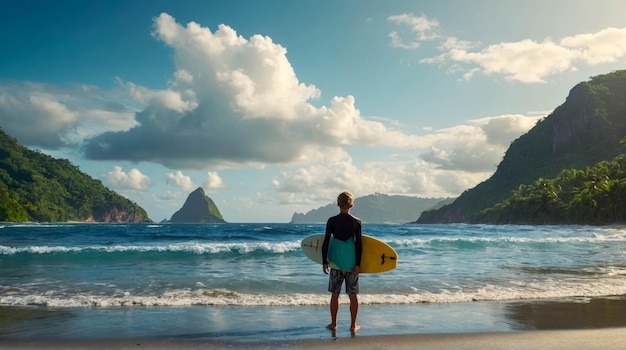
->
[1, 223, 625, 341]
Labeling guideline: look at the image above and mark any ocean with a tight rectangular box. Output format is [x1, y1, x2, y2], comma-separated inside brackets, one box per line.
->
[1, 223, 626, 342]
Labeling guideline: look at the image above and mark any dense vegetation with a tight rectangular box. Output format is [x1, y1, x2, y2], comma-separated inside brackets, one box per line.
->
[0, 128, 151, 222]
[480, 152, 626, 224]
[419, 70, 626, 225]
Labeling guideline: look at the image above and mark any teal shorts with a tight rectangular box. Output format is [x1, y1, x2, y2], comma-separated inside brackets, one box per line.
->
[328, 268, 359, 294]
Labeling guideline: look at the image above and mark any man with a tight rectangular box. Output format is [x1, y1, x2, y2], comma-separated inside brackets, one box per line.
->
[322, 191, 363, 333]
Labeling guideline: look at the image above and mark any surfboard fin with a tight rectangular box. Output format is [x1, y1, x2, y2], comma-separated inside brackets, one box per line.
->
[380, 253, 398, 265]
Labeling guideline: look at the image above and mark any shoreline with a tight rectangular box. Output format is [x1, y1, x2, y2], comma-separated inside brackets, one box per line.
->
[3, 296, 626, 349]
[3, 328, 626, 349]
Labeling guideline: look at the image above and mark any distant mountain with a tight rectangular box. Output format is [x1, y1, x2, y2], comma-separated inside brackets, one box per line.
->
[418, 70, 626, 224]
[290, 194, 449, 224]
[169, 187, 226, 223]
[0, 128, 151, 223]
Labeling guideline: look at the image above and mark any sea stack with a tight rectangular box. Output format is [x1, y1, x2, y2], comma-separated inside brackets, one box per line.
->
[169, 187, 226, 223]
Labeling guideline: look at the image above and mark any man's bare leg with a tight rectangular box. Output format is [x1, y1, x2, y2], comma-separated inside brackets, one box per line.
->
[327, 293, 339, 330]
[349, 293, 360, 332]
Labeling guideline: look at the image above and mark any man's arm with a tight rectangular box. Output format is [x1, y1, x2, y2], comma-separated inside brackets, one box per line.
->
[322, 217, 333, 274]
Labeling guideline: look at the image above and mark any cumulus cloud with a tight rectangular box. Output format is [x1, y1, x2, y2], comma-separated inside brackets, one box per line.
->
[273, 160, 398, 204]
[81, 13, 420, 169]
[166, 170, 197, 192]
[0, 81, 138, 148]
[273, 157, 490, 205]
[419, 114, 542, 171]
[125, 80, 197, 113]
[273, 113, 542, 203]
[561, 27, 626, 65]
[388, 12, 626, 83]
[204, 171, 225, 190]
[104, 166, 152, 191]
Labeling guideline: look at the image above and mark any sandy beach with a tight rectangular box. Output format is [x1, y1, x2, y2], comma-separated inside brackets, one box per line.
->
[2, 328, 626, 349]
[3, 297, 626, 349]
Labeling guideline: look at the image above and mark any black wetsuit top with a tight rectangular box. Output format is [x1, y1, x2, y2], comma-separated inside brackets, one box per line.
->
[322, 213, 363, 266]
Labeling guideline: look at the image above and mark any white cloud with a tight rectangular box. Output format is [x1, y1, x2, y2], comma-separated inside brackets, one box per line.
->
[82, 13, 421, 169]
[472, 114, 543, 146]
[166, 170, 197, 192]
[0, 84, 79, 148]
[272, 112, 541, 204]
[154, 13, 320, 121]
[273, 160, 397, 204]
[204, 171, 225, 190]
[419, 113, 542, 171]
[104, 166, 152, 191]
[126, 80, 197, 113]
[0, 81, 138, 148]
[389, 32, 421, 50]
[443, 39, 577, 83]
[156, 191, 182, 200]
[387, 13, 439, 49]
[561, 27, 626, 65]
[387, 12, 626, 83]
[272, 157, 490, 207]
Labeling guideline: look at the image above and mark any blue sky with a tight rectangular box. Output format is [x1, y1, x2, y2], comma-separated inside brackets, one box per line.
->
[2, 0, 626, 222]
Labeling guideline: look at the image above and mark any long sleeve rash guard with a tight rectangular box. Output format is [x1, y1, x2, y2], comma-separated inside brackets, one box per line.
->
[322, 213, 363, 267]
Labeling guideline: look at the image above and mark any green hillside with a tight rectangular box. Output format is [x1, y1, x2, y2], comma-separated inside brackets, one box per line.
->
[418, 70, 626, 224]
[480, 153, 626, 224]
[0, 128, 151, 222]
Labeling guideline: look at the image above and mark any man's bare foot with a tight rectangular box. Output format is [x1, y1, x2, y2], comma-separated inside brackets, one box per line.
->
[326, 323, 337, 330]
[350, 325, 361, 332]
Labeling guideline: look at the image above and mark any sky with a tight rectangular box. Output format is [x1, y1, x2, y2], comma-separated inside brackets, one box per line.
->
[2, 0, 626, 222]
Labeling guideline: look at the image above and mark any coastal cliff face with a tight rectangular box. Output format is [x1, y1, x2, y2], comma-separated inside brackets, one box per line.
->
[551, 83, 615, 155]
[169, 187, 226, 223]
[418, 70, 626, 223]
[86, 207, 150, 223]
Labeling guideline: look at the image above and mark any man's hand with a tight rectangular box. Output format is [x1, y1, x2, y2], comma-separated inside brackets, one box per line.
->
[323, 264, 329, 274]
[353, 265, 360, 276]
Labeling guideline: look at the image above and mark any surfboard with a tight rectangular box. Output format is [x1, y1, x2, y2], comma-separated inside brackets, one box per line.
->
[300, 234, 398, 274]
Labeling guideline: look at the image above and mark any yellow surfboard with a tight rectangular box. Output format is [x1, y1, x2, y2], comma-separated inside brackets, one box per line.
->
[300, 234, 398, 274]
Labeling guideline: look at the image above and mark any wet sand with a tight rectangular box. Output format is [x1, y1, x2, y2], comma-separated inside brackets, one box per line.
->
[3, 328, 626, 350]
[3, 297, 626, 349]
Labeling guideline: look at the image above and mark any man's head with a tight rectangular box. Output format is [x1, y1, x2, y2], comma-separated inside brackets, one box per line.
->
[337, 191, 354, 210]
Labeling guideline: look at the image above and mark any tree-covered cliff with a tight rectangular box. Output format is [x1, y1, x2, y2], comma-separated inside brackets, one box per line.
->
[0, 128, 151, 222]
[479, 153, 626, 225]
[418, 70, 626, 224]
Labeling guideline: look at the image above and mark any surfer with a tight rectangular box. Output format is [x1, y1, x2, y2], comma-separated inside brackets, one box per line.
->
[322, 191, 363, 333]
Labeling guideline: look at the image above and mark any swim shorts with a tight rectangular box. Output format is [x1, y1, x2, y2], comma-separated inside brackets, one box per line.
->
[328, 268, 359, 294]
